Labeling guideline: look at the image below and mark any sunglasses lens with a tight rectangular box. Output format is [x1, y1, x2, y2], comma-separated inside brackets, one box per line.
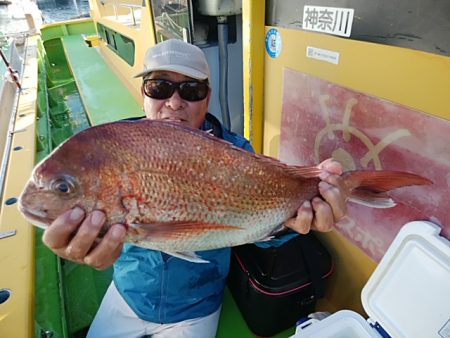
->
[143, 80, 208, 101]
[179, 82, 209, 101]
[144, 80, 174, 99]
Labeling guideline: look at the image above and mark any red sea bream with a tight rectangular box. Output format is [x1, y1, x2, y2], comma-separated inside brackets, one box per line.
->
[18, 120, 432, 261]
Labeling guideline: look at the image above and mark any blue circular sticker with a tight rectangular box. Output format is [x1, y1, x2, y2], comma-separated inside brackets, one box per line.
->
[265, 28, 282, 58]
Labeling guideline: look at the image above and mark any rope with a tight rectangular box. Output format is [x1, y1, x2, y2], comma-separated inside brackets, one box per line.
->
[0, 47, 22, 91]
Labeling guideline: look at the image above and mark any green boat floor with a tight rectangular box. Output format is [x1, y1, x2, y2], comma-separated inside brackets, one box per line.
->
[61, 34, 142, 126]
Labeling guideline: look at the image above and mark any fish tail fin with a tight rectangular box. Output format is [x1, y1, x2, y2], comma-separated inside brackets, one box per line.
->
[343, 171, 433, 208]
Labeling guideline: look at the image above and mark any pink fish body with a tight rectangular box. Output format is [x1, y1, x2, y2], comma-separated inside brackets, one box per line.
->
[19, 120, 432, 258]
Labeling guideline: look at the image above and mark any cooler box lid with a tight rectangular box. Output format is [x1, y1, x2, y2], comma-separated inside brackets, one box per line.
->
[361, 221, 450, 338]
[293, 310, 380, 337]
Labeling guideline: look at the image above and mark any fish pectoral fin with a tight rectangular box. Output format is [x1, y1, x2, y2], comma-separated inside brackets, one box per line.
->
[130, 221, 241, 240]
[164, 251, 210, 263]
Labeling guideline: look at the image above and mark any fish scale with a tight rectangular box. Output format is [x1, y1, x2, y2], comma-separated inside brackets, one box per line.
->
[18, 119, 432, 261]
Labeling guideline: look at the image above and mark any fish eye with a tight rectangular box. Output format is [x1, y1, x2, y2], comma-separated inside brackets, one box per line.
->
[51, 178, 75, 194]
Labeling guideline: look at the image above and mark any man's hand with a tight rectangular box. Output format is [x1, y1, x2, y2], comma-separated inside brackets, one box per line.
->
[285, 160, 350, 234]
[42, 208, 126, 270]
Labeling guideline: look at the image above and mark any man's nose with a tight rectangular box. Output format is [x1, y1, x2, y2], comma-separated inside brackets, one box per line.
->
[165, 90, 185, 110]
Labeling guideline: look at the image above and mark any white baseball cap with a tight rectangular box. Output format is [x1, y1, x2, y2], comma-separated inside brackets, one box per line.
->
[134, 39, 210, 80]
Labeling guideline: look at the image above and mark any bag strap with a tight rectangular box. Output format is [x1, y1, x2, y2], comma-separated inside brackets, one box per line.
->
[298, 234, 326, 299]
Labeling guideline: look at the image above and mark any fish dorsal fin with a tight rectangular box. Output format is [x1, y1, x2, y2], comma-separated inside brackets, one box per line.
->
[145, 120, 329, 179]
[283, 166, 322, 178]
[151, 120, 322, 174]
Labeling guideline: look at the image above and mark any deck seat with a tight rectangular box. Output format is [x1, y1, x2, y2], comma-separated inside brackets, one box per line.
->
[61, 34, 141, 126]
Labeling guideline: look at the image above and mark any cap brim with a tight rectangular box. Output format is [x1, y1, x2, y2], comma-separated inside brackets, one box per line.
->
[133, 69, 151, 78]
[134, 64, 208, 80]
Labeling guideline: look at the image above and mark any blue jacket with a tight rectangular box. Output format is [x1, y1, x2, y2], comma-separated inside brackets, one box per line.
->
[113, 114, 254, 323]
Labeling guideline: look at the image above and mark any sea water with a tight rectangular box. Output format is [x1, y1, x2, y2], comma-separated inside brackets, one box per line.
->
[37, 0, 90, 23]
[0, 0, 89, 35]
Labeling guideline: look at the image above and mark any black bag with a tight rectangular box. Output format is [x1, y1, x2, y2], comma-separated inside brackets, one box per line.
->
[227, 232, 333, 337]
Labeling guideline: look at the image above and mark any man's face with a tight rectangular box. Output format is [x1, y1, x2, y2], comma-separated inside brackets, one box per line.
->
[142, 70, 211, 129]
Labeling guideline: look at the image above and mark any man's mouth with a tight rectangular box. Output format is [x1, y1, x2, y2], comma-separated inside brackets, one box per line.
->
[162, 117, 186, 123]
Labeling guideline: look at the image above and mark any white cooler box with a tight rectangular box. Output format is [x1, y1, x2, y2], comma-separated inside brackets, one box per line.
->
[291, 221, 450, 338]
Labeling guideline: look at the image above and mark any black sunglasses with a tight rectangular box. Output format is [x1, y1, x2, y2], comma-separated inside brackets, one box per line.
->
[143, 79, 209, 102]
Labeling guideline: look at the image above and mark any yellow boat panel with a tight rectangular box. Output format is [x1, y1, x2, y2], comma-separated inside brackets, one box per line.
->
[263, 27, 450, 157]
[0, 37, 38, 337]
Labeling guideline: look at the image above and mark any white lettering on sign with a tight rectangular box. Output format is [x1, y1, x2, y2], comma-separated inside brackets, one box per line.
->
[303, 6, 354, 37]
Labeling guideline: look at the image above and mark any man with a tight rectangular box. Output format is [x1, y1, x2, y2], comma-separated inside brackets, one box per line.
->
[42, 39, 349, 337]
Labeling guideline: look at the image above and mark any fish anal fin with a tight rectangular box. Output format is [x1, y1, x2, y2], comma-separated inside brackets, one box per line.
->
[350, 190, 396, 208]
[130, 221, 241, 240]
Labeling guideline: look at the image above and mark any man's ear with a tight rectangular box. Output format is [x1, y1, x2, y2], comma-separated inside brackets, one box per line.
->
[141, 85, 144, 96]
[205, 88, 212, 106]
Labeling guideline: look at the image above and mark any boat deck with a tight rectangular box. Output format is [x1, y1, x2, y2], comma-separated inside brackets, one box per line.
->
[61, 34, 141, 125]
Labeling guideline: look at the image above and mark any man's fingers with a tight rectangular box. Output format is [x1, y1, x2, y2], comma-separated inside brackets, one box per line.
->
[318, 175, 348, 222]
[64, 210, 106, 261]
[311, 197, 334, 232]
[41, 209, 124, 269]
[42, 207, 85, 250]
[318, 159, 343, 175]
[319, 172, 350, 195]
[285, 201, 313, 234]
[84, 224, 126, 270]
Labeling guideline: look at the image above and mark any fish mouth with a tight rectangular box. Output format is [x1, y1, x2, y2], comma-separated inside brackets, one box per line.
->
[18, 203, 53, 229]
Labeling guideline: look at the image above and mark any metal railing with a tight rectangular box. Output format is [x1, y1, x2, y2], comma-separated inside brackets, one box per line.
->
[100, 0, 142, 26]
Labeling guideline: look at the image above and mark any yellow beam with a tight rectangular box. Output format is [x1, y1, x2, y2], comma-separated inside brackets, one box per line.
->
[242, 0, 265, 153]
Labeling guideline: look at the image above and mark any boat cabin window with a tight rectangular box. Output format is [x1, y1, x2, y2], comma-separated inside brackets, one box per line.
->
[97, 23, 135, 66]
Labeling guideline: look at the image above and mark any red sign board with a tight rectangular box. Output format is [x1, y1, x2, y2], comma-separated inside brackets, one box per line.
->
[279, 69, 450, 261]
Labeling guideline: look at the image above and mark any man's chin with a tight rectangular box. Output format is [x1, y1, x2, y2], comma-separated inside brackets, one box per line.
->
[161, 118, 193, 127]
